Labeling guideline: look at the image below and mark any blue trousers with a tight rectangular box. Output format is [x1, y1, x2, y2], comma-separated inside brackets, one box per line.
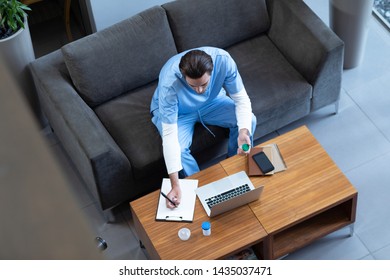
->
[152, 96, 257, 177]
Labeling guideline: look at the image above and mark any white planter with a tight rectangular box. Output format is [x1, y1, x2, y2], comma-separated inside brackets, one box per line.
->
[330, 0, 374, 69]
[0, 18, 43, 124]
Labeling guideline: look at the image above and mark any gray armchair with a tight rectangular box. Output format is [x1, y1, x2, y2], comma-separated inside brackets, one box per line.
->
[30, 0, 343, 215]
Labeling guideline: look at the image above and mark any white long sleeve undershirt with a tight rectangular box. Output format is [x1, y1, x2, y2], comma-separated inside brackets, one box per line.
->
[162, 122, 182, 174]
[230, 88, 253, 135]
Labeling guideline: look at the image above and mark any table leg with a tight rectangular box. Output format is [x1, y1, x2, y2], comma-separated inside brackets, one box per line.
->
[349, 223, 355, 237]
[65, 0, 73, 41]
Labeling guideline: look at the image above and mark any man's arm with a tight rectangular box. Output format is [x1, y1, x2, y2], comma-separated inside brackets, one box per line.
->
[230, 88, 253, 154]
[162, 122, 183, 208]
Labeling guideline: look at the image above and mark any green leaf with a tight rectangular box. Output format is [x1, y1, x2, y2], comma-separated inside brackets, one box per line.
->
[0, 0, 30, 36]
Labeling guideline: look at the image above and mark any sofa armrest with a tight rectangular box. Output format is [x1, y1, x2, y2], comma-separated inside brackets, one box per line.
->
[266, 0, 344, 111]
[30, 50, 133, 210]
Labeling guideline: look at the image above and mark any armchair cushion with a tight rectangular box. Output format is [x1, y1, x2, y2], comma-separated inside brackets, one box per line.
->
[163, 0, 270, 52]
[94, 81, 165, 180]
[61, 6, 177, 107]
[226, 35, 312, 124]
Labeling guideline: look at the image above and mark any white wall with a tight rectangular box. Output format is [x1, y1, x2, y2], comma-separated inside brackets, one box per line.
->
[86, 0, 174, 32]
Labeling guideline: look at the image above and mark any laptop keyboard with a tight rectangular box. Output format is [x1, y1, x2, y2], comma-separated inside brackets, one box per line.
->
[206, 184, 251, 209]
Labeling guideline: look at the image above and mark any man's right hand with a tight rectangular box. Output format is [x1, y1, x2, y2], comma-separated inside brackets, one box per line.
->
[166, 187, 181, 208]
[166, 172, 182, 208]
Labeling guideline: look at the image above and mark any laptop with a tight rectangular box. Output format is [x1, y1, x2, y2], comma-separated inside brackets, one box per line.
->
[195, 171, 264, 217]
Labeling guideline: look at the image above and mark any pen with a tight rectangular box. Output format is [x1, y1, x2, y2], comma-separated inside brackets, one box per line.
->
[160, 191, 178, 207]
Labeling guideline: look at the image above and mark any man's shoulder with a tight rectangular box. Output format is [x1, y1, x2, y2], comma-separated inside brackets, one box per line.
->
[159, 54, 182, 82]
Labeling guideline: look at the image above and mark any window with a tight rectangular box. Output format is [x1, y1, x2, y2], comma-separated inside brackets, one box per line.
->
[373, 0, 390, 30]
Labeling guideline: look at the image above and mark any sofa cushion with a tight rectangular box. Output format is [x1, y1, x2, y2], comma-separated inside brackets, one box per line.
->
[93, 82, 162, 180]
[94, 82, 228, 181]
[61, 6, 177, 107]
[226, 35, 312, 124]
[163, 0, 270, 52]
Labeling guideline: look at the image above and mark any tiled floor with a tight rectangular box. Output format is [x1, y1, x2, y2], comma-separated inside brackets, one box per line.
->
[31, 0, 390, 259]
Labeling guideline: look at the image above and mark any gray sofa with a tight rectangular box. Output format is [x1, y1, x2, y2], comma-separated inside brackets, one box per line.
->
[30, 0, 343, 212]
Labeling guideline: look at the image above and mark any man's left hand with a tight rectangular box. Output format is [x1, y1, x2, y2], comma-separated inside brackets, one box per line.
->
[237, 128, 251, 155]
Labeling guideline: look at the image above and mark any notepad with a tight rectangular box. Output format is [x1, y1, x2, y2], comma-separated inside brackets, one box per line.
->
[248, 146, 274, 176]
[248, 143, 287, 176]
[155, 178, 198, 222]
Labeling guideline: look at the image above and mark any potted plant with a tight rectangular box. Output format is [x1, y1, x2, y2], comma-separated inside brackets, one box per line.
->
[0, 1, 43, 125]
[0, 0, 31, 39]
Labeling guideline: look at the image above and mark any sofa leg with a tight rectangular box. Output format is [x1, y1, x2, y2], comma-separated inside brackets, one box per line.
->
[334, 100, 340, 115]
[103, 208, 117, 223]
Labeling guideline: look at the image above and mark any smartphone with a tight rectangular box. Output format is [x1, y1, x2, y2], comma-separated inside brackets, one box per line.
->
[252, 151, 275, 174]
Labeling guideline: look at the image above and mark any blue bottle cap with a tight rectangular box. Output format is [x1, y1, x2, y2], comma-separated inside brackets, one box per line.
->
[202, 221, 211, 230]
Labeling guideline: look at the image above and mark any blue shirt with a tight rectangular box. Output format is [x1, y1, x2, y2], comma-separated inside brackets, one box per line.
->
[150, 47, 244, 125]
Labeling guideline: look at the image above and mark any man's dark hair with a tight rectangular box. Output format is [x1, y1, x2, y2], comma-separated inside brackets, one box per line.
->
[179, 50, 213, 79]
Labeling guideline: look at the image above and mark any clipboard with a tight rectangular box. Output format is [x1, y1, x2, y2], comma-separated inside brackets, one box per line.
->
[155, 178, 198, 222]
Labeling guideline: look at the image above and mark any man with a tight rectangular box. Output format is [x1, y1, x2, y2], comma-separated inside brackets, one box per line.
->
[151, 47, 256, 208]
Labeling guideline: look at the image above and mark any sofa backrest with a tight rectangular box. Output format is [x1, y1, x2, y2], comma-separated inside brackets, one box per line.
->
[163, 0, 270, 52]
[61, 6, 177, 107]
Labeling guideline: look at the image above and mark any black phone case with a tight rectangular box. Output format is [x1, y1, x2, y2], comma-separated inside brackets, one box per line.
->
[252, 151, 275, 174]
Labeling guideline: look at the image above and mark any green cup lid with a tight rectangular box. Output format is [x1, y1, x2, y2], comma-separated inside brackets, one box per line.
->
[242, 144, 250, 151]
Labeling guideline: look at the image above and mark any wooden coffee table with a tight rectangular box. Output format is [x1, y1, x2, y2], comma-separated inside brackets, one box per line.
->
[130, 125, 357, 259]
[130, 164, 267, 260]
[220, 126, 358, 259]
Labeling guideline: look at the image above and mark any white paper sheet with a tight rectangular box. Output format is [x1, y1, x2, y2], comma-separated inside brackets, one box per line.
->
[155, 178, 198, 222]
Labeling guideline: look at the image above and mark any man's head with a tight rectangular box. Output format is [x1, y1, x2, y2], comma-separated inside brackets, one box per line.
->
[179, 50, 213, 94]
